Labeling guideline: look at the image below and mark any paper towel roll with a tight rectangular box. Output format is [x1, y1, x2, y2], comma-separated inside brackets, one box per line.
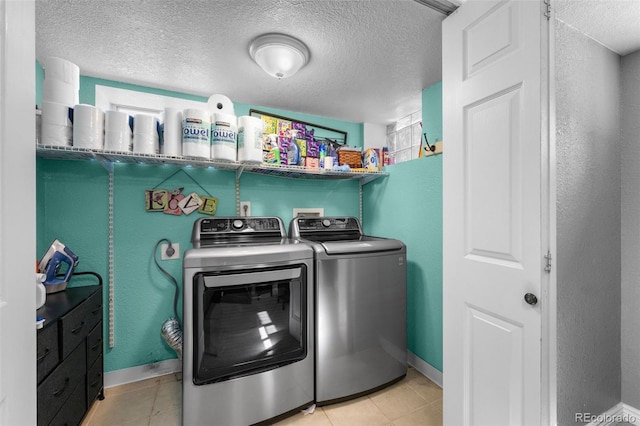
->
[162, 108, 182, 157]
[73, 104, 104, 149]
[211, 113, 237, 161]
[133, 113, 159, 155]
[237, 116, 264, 163]
[182, 109, 210, 159]
[207, 94, 235, 115]
[104, 110, 132, 152]
[43, 79, 77, 106]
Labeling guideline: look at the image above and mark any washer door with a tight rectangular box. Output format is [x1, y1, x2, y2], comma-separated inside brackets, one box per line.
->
[192, 265, 308, 385]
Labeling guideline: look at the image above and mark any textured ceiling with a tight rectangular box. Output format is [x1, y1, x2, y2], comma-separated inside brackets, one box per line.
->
[35, 1, 640, 126]
[555, 0, 640, 56]
[36, 0, 446, 126]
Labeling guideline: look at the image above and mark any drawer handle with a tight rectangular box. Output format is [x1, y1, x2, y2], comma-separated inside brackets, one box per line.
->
[91, 305, 102, 315]
[52, 377, 70, 397]
[91, 339, 102, 351]
[37, 347, 50, 362]
[90, 373, 103, 388]
[71, 321, 85, 334]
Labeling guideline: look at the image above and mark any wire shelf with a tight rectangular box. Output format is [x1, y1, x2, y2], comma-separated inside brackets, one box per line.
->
[36, 145, 388, 183]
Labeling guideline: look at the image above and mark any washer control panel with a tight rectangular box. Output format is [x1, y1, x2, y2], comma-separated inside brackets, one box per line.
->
[295, 217, 361, 232]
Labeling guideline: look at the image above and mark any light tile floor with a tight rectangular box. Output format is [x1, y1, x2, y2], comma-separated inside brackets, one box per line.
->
[82, 367, 442, 426]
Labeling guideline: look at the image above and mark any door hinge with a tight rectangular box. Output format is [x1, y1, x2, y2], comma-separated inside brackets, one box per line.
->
[544, 0, 551, 20]
[544, 250, 552, 272]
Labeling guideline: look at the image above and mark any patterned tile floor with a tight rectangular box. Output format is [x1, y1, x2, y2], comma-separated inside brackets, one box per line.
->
[82, 367, 442, 426]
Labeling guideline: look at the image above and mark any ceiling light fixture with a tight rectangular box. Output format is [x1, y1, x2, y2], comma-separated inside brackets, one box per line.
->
[249, 33, 310, 79]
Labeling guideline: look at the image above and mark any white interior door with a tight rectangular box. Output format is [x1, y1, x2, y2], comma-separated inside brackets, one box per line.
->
[443, 0, 548, 424]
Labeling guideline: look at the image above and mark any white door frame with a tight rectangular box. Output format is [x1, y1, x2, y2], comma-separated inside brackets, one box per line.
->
[0, 0, 37, 424]
[541, 4, 557, 425]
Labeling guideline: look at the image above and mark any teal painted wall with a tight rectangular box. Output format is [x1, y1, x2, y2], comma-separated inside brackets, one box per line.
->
[363, 81, 443, 372]
[36, 61, 442, 373]
[36, 69, 362, 372]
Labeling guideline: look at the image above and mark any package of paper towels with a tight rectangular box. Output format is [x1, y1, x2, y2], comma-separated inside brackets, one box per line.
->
[161, 108, 182, 157]
[237, 116, 264, 163]
[133, 113, 159, 155]
[211, 113, 237, 161]
[73, 104, 104, 150]
[104, 110, 132, 152]
[207, 94, 234, 115]
[182, 109, 210, 159]
[41, 101, 73, 147]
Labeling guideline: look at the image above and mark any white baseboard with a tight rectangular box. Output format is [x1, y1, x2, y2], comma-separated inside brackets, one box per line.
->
[104, 358, 182, 389]
[584, 402, 640, 426]
[104, 353, 443, 392]
[407, 350, 443, 388]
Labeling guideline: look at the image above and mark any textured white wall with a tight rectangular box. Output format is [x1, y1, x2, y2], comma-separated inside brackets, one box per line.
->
[621, 49, 640, 410]
[555, 20, 622, 425]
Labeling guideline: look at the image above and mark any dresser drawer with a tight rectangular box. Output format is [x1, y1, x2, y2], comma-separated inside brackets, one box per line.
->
[87, 354, 103, 405]
[86, 321, 103, 367]
[37, 342, 86, 426]
[49, 376, 87, 426]
[60, 290, 102, 358]
[37, 322, 59, 384]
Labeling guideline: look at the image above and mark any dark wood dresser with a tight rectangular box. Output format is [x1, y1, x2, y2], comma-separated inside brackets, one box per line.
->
[36, 285, 104, 426]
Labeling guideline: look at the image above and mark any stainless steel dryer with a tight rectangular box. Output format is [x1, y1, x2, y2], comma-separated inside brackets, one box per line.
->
[289, 216, 407, 405]
[183, 217, 314, 426]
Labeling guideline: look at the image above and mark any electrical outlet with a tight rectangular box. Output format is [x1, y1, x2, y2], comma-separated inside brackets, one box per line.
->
[161, 243, 180, 260]
[240, 201, 251, 217]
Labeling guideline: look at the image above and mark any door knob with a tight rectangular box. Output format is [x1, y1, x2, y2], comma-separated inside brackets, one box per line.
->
[524, 293, 538, 306]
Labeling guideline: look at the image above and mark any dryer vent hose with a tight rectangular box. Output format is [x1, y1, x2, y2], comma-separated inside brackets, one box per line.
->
[161, 317, 183, 360]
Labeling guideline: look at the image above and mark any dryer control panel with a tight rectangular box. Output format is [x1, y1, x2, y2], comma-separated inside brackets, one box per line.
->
[191, 217, 286, 247]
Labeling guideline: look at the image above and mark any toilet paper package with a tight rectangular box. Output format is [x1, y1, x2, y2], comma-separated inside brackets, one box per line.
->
[41, 101, 73, 146]
[43, 57, 79, 106]
[182, 109, 210, 159]
[207, 94, 235, 115]
[104, 110, 132, 152]
[211, 113, 237, 161]
[72, 104, 104, 150]
[44, 57, 80, 85]
[43, 79, 77, 107]
[133, 113, 159, 155]
[237, 116, 264, 163]
[162, 108, 182, 157]
[133, 132, 159, 155]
